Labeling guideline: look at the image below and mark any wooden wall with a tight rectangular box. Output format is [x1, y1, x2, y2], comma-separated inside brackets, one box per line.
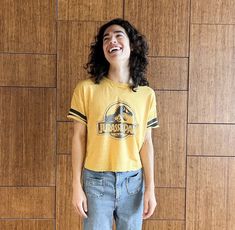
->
[0, 0, 234, 229]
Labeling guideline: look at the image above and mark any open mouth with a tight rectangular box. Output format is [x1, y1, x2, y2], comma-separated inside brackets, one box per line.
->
[108, 47, 122, 53]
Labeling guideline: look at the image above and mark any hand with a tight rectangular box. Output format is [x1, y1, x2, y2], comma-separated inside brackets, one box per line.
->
[72, 185, 88, 218]
[142, 187, 157, 219]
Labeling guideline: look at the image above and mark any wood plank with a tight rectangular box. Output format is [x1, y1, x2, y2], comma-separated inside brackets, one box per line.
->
[58, 0, 123, 21]
[191, 0, 235, 24]
[56, 155, 82, 229]
[0, 0, 56, 53]
[143, 220, 185, 230]
[0, 54, 56, 87]
[57, 21, 101, 121]
[189, 25, 235, 123]
[0, 220, 54, 230]
[228, 158, 235, 229]
[125, 0, 189, 56]
[0, 88, 56, 186]
[186, 157, 235, 230]
[154, 91, 187, 187]
[188, 124, 235, 156]
[57, 122, 73, 154]
[0, 187, 55, 218]
[153, 188, 185, 220]
[148, 57, 188, 90]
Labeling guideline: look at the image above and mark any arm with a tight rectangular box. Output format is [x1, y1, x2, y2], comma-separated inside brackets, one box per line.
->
[139, 128, 157, 219]
[71, 120, 88, 218]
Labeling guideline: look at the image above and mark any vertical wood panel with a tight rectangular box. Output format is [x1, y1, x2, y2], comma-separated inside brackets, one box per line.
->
[0, 187, 55, 218]
[154, 91, 187, 187]
[57, 21, 101, 121]
[56, 155, 82, 229]
[189, 25, 235, 123]
[125, 0, 189, 57]
[0, 54, 56, 87]
[148, 57, 188, 90]
[228, 159, 235, 229]
[0, 88, 56, 186]
[191, 0, 235, 24]
[58, 0, 123, 21]
[186, 157, 235, 230]
[0, 0, 56, 53]
[57, 122, 73, 154]
[153, 188, 185, 220]
[188, 124, 235, 156]
[0, 220, 54, 230]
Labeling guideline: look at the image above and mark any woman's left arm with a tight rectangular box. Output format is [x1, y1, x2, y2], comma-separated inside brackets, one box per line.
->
[139, 128, 157, 219]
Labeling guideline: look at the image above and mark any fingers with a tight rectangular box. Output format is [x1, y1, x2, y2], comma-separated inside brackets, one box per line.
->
[78, 201, 88, 218]
[83, 199, 88, 213]
[143, 200, 157, 220]
[143, 199, 149, 217]
[73, 200, 88, 218]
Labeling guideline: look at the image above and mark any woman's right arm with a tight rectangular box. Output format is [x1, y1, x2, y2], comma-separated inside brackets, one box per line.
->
[71, 120, 88, 218]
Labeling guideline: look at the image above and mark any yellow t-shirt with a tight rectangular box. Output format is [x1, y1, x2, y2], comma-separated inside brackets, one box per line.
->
[67, 77, 159, 172]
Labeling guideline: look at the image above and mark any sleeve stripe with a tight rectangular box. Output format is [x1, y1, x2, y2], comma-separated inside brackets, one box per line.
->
[147, 118, 159, 128]
[147, 118, 158, 126]
[147, 121, 159, 128]
[68, 108, 87, 123]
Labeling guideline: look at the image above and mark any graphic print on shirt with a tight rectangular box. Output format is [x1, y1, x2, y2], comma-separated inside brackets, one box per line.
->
[97, 101, 138, 139]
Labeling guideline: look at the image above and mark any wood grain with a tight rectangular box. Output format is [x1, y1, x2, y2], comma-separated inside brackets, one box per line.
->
[57, 122, 73, 154]
[153, 188, 185, 219]
[191, 0, 235, 24]
[125, 0, 189, 57]
[57, 21, 101, 121]
[0, 187, 55, 218]
[58, 0, 123, 21]
[0, 54, 56, 87]
[186, 157, 235, 230]
[148, 57, 188, 90]
[0, 220, 54, 230]
[227, 158, 235, 229]
[0, 88, 56, 186]
[0, 0, 56, 53]
[189, 25, 235, 123]
[188, 124, 235, 156]
[154, 91, 187, 187]
[56, 155, 82, 230]
[143, 220, 185, 230]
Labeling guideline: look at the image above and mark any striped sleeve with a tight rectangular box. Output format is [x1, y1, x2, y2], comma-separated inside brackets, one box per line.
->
[147, 91, 159, 129]
[67, 83, 87, 125]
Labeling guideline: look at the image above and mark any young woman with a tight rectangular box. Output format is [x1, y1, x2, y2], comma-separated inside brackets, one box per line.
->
[67, 18, 159, 230]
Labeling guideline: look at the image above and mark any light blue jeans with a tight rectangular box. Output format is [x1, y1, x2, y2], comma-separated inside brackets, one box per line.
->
[82, 168, 144, 230]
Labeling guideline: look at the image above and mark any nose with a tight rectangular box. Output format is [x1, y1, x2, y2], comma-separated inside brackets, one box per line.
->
[109, 36, 117, 44]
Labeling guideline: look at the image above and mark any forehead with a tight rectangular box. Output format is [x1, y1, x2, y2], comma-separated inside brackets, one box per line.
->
[103, 24, 127, 36]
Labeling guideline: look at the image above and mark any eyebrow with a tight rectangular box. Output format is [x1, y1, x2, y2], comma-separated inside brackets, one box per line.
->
[103, 30, 125, 38]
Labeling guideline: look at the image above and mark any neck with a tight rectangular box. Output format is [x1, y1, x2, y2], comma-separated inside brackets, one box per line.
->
[108, 64, 130, 84]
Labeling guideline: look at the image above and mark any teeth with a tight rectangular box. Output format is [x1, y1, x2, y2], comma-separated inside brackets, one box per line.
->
[109, 47, 121, 53]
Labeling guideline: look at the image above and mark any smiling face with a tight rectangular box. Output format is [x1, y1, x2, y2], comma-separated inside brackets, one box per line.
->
[102, 24, 131, 66]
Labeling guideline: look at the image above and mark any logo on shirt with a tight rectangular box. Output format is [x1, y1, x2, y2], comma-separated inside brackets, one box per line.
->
[97, 102, 138, 138]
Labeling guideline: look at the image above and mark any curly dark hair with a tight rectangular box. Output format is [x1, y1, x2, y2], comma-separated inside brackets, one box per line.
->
[84, 18, 149, 91]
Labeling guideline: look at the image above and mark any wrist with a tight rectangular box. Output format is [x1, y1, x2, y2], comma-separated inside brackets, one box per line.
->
[72, 180, 82, 189]
[145, 184, 155, 191]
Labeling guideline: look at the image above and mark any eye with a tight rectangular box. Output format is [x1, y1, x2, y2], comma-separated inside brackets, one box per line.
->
[103, 36, 110, 42]
[116, 33, 123, 38]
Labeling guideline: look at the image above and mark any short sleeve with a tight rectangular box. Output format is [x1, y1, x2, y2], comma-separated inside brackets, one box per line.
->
[147, 91, 160, 129]
[67, 83, 87, 125]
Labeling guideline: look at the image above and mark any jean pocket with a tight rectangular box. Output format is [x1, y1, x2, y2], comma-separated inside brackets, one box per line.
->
[84, 177, 104, 198]
[126, 171, 143, 195]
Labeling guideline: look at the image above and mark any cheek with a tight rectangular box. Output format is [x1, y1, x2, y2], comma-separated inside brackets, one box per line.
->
[102, 44, 106, 53]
